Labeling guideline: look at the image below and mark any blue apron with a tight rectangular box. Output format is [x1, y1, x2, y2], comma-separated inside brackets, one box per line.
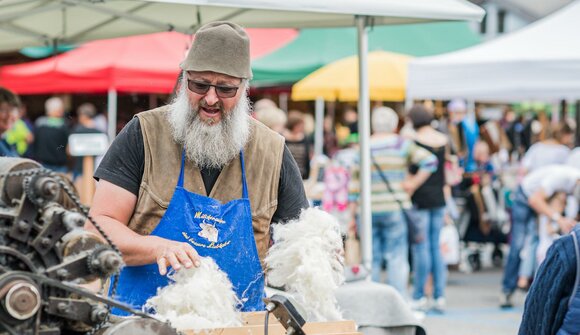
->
[112, 151, 265, 315]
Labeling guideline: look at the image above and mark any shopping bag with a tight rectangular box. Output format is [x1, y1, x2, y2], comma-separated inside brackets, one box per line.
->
[440, 223, 460, 265]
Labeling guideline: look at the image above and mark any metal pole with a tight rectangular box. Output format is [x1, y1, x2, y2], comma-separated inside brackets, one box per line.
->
[576, 100, 580, 146]
[356, 16, 372, 275]
[314, 97, 325, 157]
[467, 99, 476, 119]
[107, 88, 117, 143]
[404, 95, 413, 112]
[279, 92, 289, 113]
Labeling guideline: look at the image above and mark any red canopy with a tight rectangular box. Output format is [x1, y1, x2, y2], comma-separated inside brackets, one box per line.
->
[0, 29, 297, 95]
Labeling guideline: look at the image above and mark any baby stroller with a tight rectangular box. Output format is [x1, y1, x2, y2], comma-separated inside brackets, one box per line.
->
[453, 174, 509, 272]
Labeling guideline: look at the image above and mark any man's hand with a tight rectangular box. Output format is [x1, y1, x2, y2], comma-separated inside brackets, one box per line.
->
[401, 179, 416, 195]
[150, 236, 201, 275]
[557, 216, 576, 234]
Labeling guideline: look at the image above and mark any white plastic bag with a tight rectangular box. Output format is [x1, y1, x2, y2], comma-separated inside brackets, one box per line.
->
[440, 224, 460, 265]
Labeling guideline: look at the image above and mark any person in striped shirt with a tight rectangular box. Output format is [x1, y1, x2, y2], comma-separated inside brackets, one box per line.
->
[353, 106, 437, 297]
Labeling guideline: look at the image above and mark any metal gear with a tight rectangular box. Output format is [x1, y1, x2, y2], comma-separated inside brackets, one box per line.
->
[87, 246, 123, 278]
[21, 175, 35, 205]
[23, 172, 60, 207]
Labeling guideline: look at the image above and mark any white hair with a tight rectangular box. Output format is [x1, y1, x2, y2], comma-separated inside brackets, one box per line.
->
[254, 106, 287, 130]
[45, 97, 64, 116]
[168, 75, 251, 169]
[372, 106, 399, 134]
[145, 257, 242, 330]
[265, 208, 344, 322]
[253, 98, 278, 112]
[448, 99, 467, 113]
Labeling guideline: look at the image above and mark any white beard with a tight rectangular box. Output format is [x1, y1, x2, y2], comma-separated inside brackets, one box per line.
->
[168, 82, 251, 169]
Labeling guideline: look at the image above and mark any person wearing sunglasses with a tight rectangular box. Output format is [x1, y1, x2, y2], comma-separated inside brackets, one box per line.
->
[87, 21, 309, 313]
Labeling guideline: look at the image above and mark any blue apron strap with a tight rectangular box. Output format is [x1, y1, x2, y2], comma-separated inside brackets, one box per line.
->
[177, 149, 186, 187]
[240, 151, 248, 199]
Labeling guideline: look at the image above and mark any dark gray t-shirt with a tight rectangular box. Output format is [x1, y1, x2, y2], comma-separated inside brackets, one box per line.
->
[95, 117, 309, 224]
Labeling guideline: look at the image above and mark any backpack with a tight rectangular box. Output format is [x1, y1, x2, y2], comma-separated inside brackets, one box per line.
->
[556, 226, 580, 335]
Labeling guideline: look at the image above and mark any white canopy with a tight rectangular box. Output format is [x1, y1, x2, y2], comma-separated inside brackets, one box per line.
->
[0, 0, 484, 52]
[407, 0, 580, 102]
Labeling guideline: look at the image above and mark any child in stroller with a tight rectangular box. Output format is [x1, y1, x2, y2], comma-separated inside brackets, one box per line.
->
[453, 142, 509, 271]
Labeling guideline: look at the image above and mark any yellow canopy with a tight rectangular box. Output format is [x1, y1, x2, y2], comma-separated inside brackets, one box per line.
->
[291, 51, 412, 102]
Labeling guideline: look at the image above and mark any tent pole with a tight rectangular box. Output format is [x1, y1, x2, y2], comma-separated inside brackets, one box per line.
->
[576, 100, 580, 146]
[279, 92, 289, 113]
[107, 88, 117, 143]
[404, 95, 413, 112]
[314, 97, 325, 157]
[467, 99, 476, 119]
[149, 94, 158, 109]
[564, 99, 571, 122]
[356, 15, 372, 277]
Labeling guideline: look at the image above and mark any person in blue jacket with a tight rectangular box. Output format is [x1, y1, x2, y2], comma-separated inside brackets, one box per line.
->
[519, 222, 579, 334]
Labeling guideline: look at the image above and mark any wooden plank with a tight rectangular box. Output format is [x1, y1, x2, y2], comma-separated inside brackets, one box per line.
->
[242, 312, 281, 326]
[305, 321, 356, 334]
[183, 319, 357, 335]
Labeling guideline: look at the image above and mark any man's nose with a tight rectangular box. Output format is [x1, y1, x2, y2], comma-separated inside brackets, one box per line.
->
[203, 87, 220, 106]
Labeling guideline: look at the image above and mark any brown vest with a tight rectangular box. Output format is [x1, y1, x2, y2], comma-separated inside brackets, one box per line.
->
[128, 106, 285, 262]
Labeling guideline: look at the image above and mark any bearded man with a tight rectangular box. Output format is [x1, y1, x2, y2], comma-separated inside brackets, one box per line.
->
[88, 21, 309, 313]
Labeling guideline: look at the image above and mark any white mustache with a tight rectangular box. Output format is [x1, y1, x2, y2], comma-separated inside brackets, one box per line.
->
[199, 100, 223, 113]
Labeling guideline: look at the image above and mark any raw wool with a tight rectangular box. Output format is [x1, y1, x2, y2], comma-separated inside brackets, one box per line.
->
[265, 207, 345, 321]
[145, 257, 242, 331]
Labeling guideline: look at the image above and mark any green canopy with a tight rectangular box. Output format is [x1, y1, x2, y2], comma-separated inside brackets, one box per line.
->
[251, 21, 481, 86]
[20, 45, 76, 58]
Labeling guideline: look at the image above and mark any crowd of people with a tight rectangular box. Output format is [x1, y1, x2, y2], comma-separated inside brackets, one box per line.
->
[254, 94, 579, 321]
[0, 89, 107, 190]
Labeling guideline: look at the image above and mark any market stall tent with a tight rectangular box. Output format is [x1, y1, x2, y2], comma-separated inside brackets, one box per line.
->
[0, 0, 483, 52]
[407, 0, 580, 102]
[252, 21, 480, 86]
[0, 29, 297, 141]
[0, 29, 297, 94]
[292, 51, 412, 102]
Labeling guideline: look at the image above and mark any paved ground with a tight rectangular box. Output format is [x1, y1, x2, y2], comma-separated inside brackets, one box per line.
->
[419, 268, 525, 335]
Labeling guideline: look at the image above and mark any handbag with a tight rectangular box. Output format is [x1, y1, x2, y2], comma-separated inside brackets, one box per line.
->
[371, 156, 424, 244]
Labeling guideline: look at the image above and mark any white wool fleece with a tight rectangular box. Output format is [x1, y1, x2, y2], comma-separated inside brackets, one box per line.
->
[145, 256, 242, 331]
[265, 208, 345, 321]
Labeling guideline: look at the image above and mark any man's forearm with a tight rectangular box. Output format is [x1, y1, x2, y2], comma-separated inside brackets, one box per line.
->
[528, 191, 557, 218]
[404, 170, 432, 194]
[85, 216, 160, 266]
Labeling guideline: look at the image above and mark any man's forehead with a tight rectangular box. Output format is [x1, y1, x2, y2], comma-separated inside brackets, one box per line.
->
[187, 71, 242, 83]
[0, 102, 14, 112]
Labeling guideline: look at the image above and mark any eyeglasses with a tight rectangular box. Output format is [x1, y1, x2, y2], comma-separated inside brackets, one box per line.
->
[187, 79, 240, 98]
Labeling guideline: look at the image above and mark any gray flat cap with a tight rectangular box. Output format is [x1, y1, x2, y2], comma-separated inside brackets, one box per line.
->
[180, 21, 252, 79]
